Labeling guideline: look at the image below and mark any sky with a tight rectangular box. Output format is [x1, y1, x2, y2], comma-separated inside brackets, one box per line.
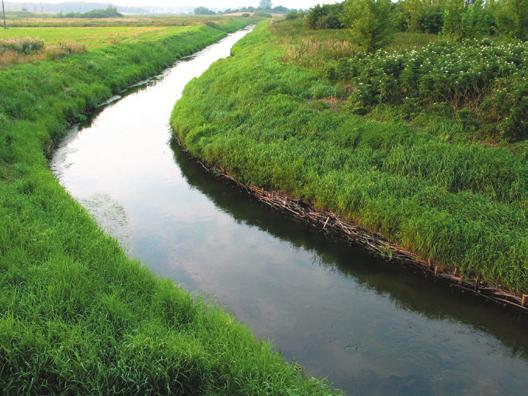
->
[6, 0, 340, 10]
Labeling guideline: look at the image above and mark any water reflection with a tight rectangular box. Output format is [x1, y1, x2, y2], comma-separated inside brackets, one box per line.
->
[171, 140, 528, 357]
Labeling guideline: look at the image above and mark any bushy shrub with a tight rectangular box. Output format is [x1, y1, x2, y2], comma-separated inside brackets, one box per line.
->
[306, 3, 345, 29]
[335, 38, 528, 139]
[481, 74, 528, 140]
[418, 9, 444, 34]
[491, 0, 528, 40]
[286, 11, 300, 20]
[343, 0, 396, 52]
[443, 0, 464, 37]
[445, 0, 495, 39]
[462, 0, 495, 37]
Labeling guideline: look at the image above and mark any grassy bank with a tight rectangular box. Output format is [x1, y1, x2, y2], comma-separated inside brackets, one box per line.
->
[0, 21, 251, 67]
[171, 21, 528, 295]
[0, 20, 335, 394]
[0, 26, 205, 50]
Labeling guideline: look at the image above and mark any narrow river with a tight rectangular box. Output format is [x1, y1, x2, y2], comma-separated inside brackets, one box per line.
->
[52, 29, 528, 395]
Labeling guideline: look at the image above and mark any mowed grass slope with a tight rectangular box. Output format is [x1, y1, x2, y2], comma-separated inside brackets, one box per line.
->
[171, 22, 528, 293]
[0, 20, 336, 394]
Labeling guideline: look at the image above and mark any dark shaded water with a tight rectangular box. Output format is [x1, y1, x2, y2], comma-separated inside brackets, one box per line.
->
[52, 30, 528, 395]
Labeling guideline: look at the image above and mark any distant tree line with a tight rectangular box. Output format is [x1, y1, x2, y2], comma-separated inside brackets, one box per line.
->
[194, 7, 216, 15]
[215, 1, 295, 16]
[306, 0, 528, 50]
[260, 0, 273, 9]
[62, 6, 122, 19]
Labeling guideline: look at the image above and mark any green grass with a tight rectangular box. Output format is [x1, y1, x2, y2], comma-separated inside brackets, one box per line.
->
[0, 19, 336, 394]
[170, 21, 528, 294]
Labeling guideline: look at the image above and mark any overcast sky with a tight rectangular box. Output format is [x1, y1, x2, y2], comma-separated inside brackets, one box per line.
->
[7, 0, 340, 9]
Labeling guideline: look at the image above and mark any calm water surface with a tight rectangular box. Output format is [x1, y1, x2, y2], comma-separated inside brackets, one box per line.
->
[52, 29, 528, 395]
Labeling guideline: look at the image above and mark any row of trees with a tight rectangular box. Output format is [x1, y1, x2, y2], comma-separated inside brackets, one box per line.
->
[306, 3, 345, 29]
[403, 0, 528, 38]
[195, 1, 282, 16]
[194, 7, 216, 15]
[307, 0, 528, 51]
[62, 6, 122, 19]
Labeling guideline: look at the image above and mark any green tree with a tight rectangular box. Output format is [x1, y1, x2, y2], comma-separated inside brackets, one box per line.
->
[194, 6, 216, 15]
[400, 0, 448, 32]
[461, 0, 494, 37]
[442, 0, 464, 37]
[418, 7, 444, 33]
[444, 0, 495, 39]
[306, 3, 345, 29]
[259, 0, 272, 10]
[401, 0, 427, 31]
[343, 0, 396, 51]
[492, 0, 528, 39]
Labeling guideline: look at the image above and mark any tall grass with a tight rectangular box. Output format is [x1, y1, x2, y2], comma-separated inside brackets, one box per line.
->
[0, 37, 44, 54]
[0, 39, 86, 66]
[273, 19, 438, 69]
[171, 22, 528, 293]
[0, 20, 336, 394]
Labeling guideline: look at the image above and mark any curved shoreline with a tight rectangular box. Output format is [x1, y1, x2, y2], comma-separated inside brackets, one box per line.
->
[0, 23, 337, 394]
[172, 136, 528, 316]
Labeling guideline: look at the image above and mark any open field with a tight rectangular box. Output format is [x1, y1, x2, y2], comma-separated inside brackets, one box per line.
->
[0, 18, 336, 394]
[3, 14, 255, 27]
[0, 26, 201, 49]
[0, 18, 255, 67]
[171, 20, 528, 296]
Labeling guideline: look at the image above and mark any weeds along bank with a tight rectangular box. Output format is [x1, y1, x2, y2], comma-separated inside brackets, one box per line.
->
[171, 21, 528, 296]
[0, 20, 335, 394]
[0, 22, 249, 66]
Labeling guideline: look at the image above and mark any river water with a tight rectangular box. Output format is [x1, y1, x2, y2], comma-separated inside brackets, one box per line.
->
[51, 29, 528, 395]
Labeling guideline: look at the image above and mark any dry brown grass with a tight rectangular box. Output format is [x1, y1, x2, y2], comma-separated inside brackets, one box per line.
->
[272, 18, 438, 70]
[271, 19, 358, 69]
[0, 41, 86, 67]
[6, 16, 234, 28]
[282, 37, 356, 67]
[0, 37, 44, 54]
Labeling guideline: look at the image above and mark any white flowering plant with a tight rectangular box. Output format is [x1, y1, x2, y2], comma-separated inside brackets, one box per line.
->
[332, 38, 528, 140]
